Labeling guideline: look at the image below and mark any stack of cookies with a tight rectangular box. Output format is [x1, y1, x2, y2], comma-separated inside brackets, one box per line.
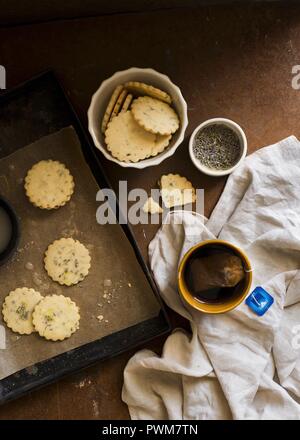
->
[101, 82, 180, 163]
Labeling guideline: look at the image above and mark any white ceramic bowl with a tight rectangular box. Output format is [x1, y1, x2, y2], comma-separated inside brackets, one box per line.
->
[189, 118, 247, 177]
[88, 67, 188, 169]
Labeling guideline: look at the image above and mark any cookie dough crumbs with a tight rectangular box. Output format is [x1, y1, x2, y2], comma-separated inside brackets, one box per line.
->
[77, 378, 91, 389]
[97, 315, 104, 322]
[104, 279, 112, 287]
[25, 262, 34, 271]
[11, 335, 21, 342]
[33, 272, 43, 286]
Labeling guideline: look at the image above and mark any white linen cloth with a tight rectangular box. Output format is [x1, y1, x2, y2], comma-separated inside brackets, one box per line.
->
[122, 136, 300, 420]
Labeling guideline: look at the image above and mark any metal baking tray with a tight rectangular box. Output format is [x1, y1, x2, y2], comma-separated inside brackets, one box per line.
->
[0, 71, 170, 404]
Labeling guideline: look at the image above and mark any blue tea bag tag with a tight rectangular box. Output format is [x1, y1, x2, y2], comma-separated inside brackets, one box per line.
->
[246, 286, 274, 316]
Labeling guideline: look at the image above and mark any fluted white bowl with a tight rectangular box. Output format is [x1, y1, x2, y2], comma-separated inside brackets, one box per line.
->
[88, 67, 188, 169]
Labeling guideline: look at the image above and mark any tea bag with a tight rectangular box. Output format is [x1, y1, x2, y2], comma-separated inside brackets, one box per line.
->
[188, 252, 245, 293]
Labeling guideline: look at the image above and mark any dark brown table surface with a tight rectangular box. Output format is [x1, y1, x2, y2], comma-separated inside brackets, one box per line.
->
[1, 2, 300, 419]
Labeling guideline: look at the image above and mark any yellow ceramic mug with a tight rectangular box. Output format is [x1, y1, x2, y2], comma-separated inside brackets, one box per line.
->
[178, 239, 252, 314]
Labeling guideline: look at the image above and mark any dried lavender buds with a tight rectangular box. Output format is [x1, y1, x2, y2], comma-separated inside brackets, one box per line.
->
[193, 124, 241, 170]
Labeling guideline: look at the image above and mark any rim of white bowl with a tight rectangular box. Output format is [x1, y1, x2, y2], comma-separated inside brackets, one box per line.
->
[87, 67, 188, 169]
[189, 117, 248, 177]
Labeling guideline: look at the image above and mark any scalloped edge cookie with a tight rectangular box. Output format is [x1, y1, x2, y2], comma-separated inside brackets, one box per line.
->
[32, 295, 80, 341]
[131, 96, 179, 135]
[25, 160, 75, 210]
[44, 238, 91, 286]
[101, 84, 124, 133]
[120, 93, 133, 113]
[2, 287, 43, 335]
[159, 173, 196, 208]
[105, 111, 171, 163]
[109, 88, 128, 122]
[124, 81, 172, 104]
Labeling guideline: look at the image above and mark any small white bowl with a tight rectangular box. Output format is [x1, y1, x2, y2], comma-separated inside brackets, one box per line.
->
[88, 67, 188, 169]
[189, 118, 247, 177]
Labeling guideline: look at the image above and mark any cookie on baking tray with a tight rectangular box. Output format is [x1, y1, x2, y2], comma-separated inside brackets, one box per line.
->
[2, 287, 43, 335]
[32, 294, 80, 341]
[105, 111, 171, 163]
[131, 96, 179, 136]
[44, 237, 91, 286]
[124, 81, 172, 104]
[25, 160, 74, 210]
[160, 173, 196, 208]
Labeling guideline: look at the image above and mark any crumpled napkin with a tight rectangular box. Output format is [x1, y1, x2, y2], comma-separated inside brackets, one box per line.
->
[122, 136, 300, 420]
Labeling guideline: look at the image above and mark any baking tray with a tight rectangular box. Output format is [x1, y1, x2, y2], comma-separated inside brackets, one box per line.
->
[0, 71, 170, 404]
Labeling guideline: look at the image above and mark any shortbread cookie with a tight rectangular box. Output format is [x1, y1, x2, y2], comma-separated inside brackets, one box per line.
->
[105, 111, 171, 163]
[25, 160, 74, 210]
[109, 89, 128, 122]
[2, 288, 43, 335]
[160, 174, 196, 208]
[120, 93, 133, 113]
[124, 81, 172, 104]
[131, 96, 179, 135]
[101, 85, 124, 133]
[44, 238, 91, 286]
[143, 197, 163, 214]
[32, 295, 80, 341]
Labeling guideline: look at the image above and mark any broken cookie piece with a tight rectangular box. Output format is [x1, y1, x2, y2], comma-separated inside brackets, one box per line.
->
[142, 197, 163, 214]
[160, 173, 196, 208]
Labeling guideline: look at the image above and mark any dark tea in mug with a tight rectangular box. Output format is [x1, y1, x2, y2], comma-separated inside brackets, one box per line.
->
[184, 243, 246, 304]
